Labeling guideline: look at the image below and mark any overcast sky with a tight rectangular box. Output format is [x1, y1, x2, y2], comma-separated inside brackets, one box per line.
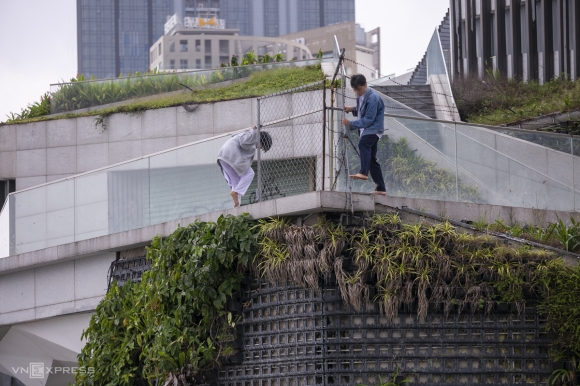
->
[0, 0, 449, 121]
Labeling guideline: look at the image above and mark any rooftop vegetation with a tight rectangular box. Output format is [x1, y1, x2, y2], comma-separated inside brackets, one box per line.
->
[3, 63, 324, 126]
[453, 71, 580, 129]
[77, 214, 580, 386]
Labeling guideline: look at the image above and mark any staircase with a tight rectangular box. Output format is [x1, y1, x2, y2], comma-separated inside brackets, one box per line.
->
[373, 85, 437, 119]
[408, 11, 451, 86]
[373, 85, 442, 150]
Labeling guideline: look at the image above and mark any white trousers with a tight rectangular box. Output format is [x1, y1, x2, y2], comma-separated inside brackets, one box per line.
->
[219, 160, 255, 197]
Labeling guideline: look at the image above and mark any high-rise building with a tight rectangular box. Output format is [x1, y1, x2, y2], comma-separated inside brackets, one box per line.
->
[450, 0, 580, 83]
[76, 0, 173, 79]
[76, 0, 355, 79]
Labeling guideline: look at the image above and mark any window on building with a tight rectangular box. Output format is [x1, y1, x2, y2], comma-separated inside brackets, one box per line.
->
[205, 39, 212, 54]
[170, 59, 175, 69]
[180, 59, 188, 69]
[170, 41, 175, 52]
[0, 180, 15, 210]
[158, 43, 162, 55]
[196, 59, 201, 69]
[196, 40, 201, 52]
[180, 40, 188, 52]
[205, 56, 212, 68]
[219, 40, 229, 55]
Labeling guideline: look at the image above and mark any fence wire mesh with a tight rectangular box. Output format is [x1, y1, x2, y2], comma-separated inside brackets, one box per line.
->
[254, 81, 326, 203]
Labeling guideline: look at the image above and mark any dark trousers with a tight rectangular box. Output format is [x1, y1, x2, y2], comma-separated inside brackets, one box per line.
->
[358, 134, 386, 192]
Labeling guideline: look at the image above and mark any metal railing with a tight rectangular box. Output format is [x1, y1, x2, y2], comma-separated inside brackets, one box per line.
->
[0, 81, 327, 257]
[3, 38, 580, 258]
[344, 111, 580, 213]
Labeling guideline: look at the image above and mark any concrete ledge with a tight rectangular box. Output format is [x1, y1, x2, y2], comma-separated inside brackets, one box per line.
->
[1, 191, 579, 276]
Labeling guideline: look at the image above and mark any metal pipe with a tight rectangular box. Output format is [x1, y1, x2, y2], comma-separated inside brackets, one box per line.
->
[322, 81, 327, 191]
[257, 102, 262, 202]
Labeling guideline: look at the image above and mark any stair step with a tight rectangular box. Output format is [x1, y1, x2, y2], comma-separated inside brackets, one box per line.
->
[380, 92, 433, 99]
[375, 85, 431, 91]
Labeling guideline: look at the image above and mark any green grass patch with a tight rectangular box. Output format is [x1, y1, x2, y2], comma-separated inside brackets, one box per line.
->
[453, 73, 580, 127]
[2, 65, 324, 126]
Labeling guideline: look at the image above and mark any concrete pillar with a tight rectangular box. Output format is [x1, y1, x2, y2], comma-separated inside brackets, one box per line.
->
[464, 0, 478, 76]
[553, 0, 563, 78]
[539, 0, 554, 83]
[479, 0, 493, 76]
[522, 0, 538, 82]
[450, 0, 460, 78]
[569, 0, 580, 80]
[494, 0, 508, 75]
[507, 0, 523, 79]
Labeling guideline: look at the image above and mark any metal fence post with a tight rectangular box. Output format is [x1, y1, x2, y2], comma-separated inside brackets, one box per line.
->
[572, 137, 576, 211]
[257, 98, 262, 202]
[341, 62, 354, 214]
[454, 122, 460, 202]
[322, 82, 327, 191]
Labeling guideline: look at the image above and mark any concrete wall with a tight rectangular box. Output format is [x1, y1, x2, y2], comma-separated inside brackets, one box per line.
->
[0, 190, 578, 330]
[0, 251, 114, 326]
[0, 97, 259, 191]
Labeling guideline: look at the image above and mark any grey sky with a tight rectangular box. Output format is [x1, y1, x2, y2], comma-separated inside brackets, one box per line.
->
[0, 0, 449, 121]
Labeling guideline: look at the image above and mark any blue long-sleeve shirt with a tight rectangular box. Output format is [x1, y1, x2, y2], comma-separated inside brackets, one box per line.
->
[349, 87, 385, 137]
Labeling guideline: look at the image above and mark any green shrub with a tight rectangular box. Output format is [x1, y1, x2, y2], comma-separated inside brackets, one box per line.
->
[453, 71, 580, 127]
[5, 92, 51, 123]
[76, 214, 258, 386]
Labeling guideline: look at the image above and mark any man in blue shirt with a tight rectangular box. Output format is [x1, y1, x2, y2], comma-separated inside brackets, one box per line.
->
[342, 74, 387, 196]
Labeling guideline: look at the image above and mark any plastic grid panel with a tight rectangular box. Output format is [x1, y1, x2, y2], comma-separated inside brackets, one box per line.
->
[107, 255, 151, 290]
[256, 82, 325, 202]
[216, 278, 553, 386]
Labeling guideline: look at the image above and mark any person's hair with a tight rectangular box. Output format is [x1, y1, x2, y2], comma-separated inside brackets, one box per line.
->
[260, 131, 273, 152]
[350, 74, 367, 89]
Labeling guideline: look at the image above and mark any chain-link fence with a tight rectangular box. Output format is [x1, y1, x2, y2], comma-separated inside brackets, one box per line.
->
[251, 81, 327, 204]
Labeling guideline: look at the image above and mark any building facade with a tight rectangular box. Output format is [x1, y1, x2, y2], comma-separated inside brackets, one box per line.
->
[450, 0, 580, 82]
[177, 0, 355, 36]
[279, 22, 381, 79]
[149, 16, 312, 71]
[77, 0, 354, 79]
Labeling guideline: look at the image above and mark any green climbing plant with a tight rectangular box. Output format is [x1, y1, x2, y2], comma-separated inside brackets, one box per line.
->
[76, 214, 258, 386]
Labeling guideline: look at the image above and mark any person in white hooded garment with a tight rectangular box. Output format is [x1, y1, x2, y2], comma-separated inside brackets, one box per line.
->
[217, 126, 273, 207]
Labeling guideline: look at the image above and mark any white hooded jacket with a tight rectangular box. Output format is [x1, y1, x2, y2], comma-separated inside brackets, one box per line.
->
[217, 127, 260, 176]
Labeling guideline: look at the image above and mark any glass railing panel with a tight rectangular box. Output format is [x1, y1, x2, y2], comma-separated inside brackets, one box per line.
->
[149, 136, 232, 225]
[0, 197, 11, 258]
[426, 29, 447, 77]
[456, 123, 574, 211]
[13, 185, 48, 254]
[345, 117, 459, 201]
[390, 116, 457, 160]
[46, 179, 76, 248]
[489, 127, 574, 154]
[75, 158, 150, 242]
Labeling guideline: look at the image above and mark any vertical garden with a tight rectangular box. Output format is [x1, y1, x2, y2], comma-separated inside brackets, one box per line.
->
[77, 214, 580, 386]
